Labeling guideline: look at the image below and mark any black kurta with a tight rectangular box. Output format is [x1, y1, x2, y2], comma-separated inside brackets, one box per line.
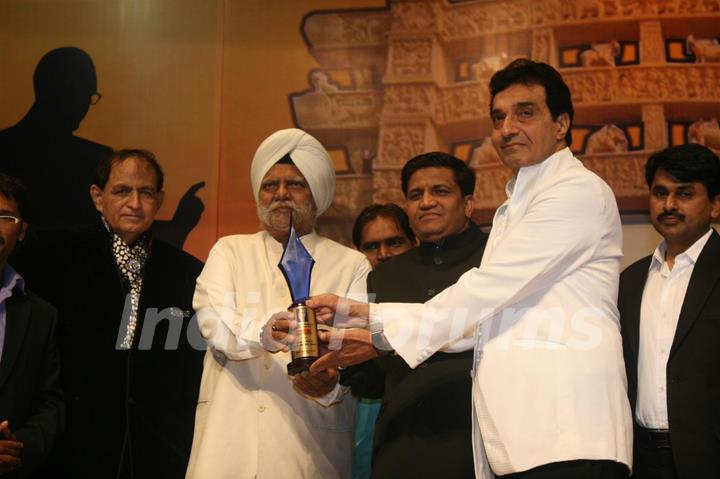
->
[16, 223, 204, 479]
[345, 223, 488, 479]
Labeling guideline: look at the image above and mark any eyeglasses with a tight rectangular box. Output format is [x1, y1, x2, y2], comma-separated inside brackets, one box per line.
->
[0, 215, 22, 224]
[90, 92, 102, 105]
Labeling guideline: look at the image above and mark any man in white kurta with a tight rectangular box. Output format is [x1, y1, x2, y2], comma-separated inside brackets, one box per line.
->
[185, 129, 371, 479]
[306, 60, 632, 478]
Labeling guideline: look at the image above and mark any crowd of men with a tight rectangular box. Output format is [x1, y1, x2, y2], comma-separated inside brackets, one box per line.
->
[0, 58, 718, 479]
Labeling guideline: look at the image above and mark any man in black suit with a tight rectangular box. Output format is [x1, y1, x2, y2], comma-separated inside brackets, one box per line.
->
[344, 152, 488, 478]
[619, 143, 720, 479]
[17, 150, 204, 478]
[0, 174, 62, 477]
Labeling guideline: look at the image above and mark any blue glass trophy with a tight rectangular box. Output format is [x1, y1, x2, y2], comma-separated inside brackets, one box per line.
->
[278, 220, 319, 375]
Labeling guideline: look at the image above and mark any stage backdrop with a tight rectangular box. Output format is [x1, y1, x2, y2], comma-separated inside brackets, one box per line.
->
[1, 0, 717, 266]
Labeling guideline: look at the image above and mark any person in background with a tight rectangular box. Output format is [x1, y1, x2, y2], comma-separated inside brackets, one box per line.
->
[0, 174, 62, 478]
[352, 203, 415, 269]
[349, 202, 415, 478]
[619, 143, 720, 479]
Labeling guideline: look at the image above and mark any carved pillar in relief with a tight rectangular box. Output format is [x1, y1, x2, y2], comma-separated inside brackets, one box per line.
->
[639, 21, 665, 65]
[377, 0, 445, 190]
[642, 104, 667, 151]
[532, 27, 558, 67]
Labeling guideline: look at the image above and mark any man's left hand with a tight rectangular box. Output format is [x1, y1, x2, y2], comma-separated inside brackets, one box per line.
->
[0, 421, 21, 476]
[310, 329, 379, 372]
[293, 368, 339, 397]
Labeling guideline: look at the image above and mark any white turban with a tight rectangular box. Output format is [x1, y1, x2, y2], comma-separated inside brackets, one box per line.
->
[251, 128, 336, 216]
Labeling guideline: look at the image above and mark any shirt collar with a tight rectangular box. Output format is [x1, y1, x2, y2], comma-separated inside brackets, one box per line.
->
[0, 263, 25, 304]
[506, 147, 572, 200]
[650, 228, 713, 270]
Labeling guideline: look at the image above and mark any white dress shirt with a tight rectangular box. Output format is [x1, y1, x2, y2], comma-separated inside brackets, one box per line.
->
[186, 231, 371, 479]
[635, 228, 712, 429]
[372, 148, 632, 476]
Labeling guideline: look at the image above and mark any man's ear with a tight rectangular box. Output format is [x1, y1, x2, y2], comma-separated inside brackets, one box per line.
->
[18, 222, 28, 242]
[156, 190, 165, 210]
[463, 194, 474, 219]
[555, 112, 570, 143]
[710, 193, 720, 222]
[89, 185, 104, 213]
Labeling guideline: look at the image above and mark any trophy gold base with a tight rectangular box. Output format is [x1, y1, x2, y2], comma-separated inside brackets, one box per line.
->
[286, 303, 319, 376]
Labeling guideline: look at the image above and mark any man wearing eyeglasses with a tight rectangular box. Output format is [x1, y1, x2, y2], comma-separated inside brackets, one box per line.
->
[15, 150, 204, 479]
[0, 173, 63, 477]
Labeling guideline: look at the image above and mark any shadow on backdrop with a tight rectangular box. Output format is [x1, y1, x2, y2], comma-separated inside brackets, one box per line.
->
[0, 46, 204, 249]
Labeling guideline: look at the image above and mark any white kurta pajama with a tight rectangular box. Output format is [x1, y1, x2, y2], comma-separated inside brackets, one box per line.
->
[373, 148, 633, 477]
[186, 231, 371, 479]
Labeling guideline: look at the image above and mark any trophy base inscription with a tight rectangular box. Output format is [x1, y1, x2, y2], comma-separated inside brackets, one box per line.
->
[286, 303, 319, 376]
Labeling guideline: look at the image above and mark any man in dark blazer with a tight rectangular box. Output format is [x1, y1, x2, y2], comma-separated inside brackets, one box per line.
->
[343, 152, 488, 478]
[619, 143, 720, 479]
[0, 173, 62, 477]
[17, 150, 204, 479]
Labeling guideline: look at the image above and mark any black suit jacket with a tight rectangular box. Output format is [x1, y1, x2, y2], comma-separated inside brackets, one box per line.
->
[619, 229, 720, 478]
[16, 223, 204, 479]
[344, 224, 488, 479]
[0, 286, 63, 478]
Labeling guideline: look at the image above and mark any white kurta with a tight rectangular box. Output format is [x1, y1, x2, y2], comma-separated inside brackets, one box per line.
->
[186, 231, 371, 479]
[374, 148, 633, 477]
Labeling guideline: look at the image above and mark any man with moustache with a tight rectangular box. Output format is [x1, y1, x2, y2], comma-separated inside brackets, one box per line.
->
[303, 59, 632, 478]
[17, 150, 204, 478]
[0, 174, 62, 477]
[618, 144, 720, 479]
[185, 128, 371, 479]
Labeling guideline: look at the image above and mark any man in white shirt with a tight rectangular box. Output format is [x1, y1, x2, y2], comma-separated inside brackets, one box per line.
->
[618, 143, 720, 479]
[297, 59, 633, 478]
[185, 128, 371, 479]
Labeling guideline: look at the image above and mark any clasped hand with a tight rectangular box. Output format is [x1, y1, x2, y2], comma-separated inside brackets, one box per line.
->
[260, 294, 379, 376]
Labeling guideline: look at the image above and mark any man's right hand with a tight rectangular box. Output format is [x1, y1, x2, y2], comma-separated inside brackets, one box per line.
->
[0, 421, 22, 475]
[260, 311, 297, 353]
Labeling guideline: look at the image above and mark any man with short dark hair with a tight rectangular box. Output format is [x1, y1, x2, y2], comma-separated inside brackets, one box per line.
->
[619, 143, 720, 479]
[0, 174, 62, 477]
[17, 149, 204, 478]
[305, 59, 632, 478]
[349, 152, 488, 478]
[352, 203, 415, 268]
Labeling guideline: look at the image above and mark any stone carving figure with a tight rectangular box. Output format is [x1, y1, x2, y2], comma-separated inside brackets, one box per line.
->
[580, 40, 621, 67]
[689, 118, 720, 150]
[686, 35, 720, 62]
[585, 124, 629, 154]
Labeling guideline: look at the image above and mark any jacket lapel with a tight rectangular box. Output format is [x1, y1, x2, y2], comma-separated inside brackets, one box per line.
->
[0, 296, 31, 390]
[623, 257, 651, 365]
[670, 230, 720, 358]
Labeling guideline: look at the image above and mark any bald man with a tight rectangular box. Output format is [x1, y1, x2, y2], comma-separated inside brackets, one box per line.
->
[185, 129, 371, 479]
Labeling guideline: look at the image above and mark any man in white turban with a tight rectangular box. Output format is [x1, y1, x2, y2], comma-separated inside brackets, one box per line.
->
[185, 128, 371, 479]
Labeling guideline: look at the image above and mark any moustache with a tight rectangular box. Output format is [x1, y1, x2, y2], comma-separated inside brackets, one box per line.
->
[657, 212, 685, 222]
[269, 201, 297, 210]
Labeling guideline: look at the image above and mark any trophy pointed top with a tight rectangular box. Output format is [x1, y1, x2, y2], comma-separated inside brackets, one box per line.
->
[278, 220, 315, 304]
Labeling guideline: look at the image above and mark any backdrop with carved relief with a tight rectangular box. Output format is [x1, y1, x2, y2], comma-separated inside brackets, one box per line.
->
[291, 0, 720, 246]
[0, 0, 717, 262]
